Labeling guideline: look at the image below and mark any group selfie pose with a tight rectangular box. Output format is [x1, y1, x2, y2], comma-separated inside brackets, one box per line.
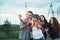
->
[18, 11, 60, 40]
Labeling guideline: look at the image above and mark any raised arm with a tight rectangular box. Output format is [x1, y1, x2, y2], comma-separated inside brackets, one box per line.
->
[18, 14, 27, 24]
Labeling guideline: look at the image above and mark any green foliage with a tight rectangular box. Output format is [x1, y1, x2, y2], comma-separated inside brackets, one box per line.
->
[0, 26, 20, 39]
[0, 19, 20, 39]
[2, 19, 12, 38]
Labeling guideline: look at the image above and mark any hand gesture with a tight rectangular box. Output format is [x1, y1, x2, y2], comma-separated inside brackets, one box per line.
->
[18, 14, 22, 20]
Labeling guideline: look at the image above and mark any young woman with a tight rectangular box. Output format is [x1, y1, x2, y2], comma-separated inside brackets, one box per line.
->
[39, 15, 49, 40]
[48, 17, 60, 40]
[18, 11, 33, 40]
[32, 14, 45, 40]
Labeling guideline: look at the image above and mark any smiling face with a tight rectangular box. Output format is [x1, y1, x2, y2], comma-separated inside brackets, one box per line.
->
[50, 18, 54, 25]
[27, 13, 32, 19]
[40, 16, 44, 22]
[26, 11, 33, 20]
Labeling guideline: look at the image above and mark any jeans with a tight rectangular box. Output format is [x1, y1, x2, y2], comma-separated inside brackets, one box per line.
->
[33, 36, 45, 40]
[30, 38, 33, 40]
[43, 32, 46, 40]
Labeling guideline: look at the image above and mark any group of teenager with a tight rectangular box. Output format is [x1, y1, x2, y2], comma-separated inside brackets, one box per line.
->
[18, 11, 60, 40]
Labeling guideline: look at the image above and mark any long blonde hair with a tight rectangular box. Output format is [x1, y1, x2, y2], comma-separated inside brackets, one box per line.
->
[32, 20, 39, 27]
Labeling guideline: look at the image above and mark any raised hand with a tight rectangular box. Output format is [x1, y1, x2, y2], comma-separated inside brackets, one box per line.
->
[18, 14, 25, 23]
[18, 14, 22, 20]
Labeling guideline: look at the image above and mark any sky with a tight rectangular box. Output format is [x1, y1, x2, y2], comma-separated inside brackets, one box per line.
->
[0, 0, 60, 25]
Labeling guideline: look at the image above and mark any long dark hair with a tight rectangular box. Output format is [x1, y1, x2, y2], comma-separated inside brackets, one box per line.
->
[49, 17, 60, 31]
[40, 15, 48, 24]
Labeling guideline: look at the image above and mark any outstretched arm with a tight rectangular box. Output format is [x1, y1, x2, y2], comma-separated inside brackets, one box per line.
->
[18, 14, 26, 24]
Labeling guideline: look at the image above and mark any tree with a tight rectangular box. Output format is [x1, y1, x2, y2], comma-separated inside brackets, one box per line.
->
[3, 19, 11, 37]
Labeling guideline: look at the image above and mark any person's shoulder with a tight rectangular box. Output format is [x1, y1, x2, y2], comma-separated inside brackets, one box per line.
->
[38, 21, 42, 26]
[39, 21, 42, 24]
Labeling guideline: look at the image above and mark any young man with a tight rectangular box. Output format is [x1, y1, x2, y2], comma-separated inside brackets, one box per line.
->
[18, 11, 33, 40]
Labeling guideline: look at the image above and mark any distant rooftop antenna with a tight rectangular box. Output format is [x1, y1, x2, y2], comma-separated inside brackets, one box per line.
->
[25, 2, 27, 13]
[57, 7, 60, 22]
[47, 2, 55, 19]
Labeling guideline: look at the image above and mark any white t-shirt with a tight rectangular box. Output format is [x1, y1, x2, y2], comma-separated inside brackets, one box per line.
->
[32, 27, 43, 39]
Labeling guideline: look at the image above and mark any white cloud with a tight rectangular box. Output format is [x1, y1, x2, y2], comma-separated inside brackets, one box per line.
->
[26, 0, 51, 3]
[0, 0, 60, 24]
[0, 13, 20, 24]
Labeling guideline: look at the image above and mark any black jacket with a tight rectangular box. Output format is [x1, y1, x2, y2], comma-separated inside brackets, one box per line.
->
[48, 25, 59, 39]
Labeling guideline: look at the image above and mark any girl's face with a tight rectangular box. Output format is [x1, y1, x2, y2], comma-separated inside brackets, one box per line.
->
[40, 16, 44, 21]
[50, 18, 54, 25]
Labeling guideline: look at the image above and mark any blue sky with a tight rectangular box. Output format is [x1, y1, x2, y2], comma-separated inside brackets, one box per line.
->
[0, 0, 60, 25]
